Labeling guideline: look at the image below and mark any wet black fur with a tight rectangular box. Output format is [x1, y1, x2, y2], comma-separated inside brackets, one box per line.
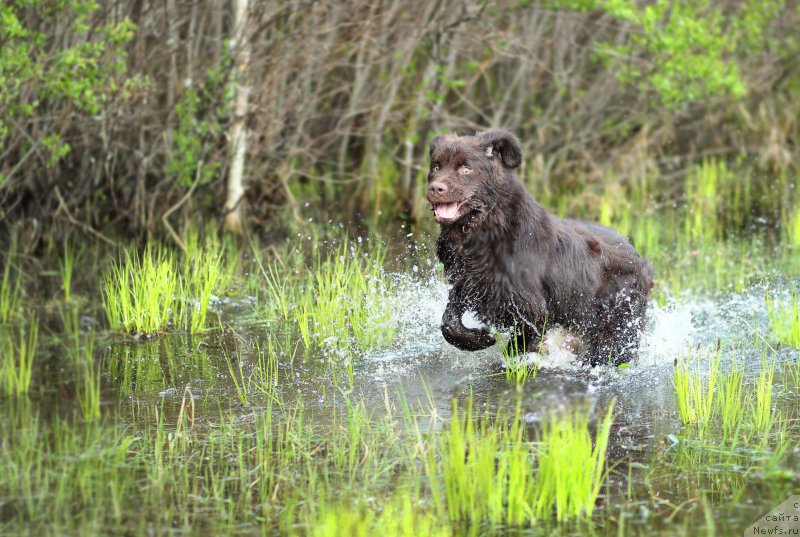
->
[427, 130, 654, 366]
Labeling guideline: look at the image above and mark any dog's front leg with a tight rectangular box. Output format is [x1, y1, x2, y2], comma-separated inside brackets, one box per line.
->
[441, 287, 496, 351]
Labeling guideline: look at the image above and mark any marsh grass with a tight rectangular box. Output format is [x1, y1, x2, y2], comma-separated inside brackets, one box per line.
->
[3, 162, 800, 535]
[249, 338, 280, 394]
[787, 203, 800, 249]
[105, 337, 215, 397]
[103, 247, 179, 334]
[103, 240, 225, 335]
[533, 400, 615, 521]
[653, 423, 793, 507]
[498, 322, 542, 384]
[224, 345, 250, 406]
[673, 345, 781, 443]
[0, 384, 551, 534]
[62, 307, 102, 420]
[431, 399, 522, 524]
[558, 159, 799, 304]
[0, 235, 21, 324]
[263, 240, 397, 355]
[0, 316, 38, 397]
[673, 345, 721, 426]
[58, 240, 79, 303]
[766, 288, 799, 348]
[428, 398, 614, 526]
[718, 356, 745, 439]
[752, 356, 778, 438]
[182, 250, 222, 333]
[308, 495, 449, 537]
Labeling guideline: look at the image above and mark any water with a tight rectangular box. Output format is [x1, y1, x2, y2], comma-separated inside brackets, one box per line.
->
[3, 266, 799, 535]
[105, 272, 793, 438]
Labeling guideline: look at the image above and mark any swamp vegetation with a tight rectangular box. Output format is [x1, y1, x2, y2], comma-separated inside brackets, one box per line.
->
[1, 160, 799, 534]
[2, 0, 800, 535]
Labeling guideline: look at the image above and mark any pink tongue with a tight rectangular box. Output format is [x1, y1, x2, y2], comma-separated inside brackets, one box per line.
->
[435, 203, 459, 219]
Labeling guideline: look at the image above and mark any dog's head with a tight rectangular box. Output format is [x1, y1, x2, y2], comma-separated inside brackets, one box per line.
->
[427, 129, 522, 224]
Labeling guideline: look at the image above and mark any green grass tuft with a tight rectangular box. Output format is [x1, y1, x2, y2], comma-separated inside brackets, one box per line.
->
[103, 241, 224, 335]
[0, 235, 21, 325]
[533, 400, 615, 521]
[103, 246, 180, 334]
[263, 240, 397, 354]
[766, 289, 799, 348]
[673, 344, 781, 442]
[0, 316, 38, 397]
[428, 397, 614, 526]
[497, 323, 541, 384]
[673, 345, 721, 426]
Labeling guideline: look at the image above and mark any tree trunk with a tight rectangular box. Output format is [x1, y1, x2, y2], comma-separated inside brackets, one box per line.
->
[223, 0, 251, 234]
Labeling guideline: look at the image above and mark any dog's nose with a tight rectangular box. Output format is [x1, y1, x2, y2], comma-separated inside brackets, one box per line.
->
[428, 182, 448, 196]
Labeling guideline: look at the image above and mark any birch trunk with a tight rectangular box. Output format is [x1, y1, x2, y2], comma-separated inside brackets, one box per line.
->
[223, 0, 250, 234]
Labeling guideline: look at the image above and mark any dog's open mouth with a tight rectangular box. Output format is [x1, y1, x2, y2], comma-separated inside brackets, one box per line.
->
[432, 201, 465, 223]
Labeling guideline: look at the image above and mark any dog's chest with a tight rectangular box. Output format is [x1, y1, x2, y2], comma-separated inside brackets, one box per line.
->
[441, 232, 518, 305]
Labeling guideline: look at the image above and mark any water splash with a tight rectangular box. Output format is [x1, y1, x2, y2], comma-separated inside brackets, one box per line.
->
[368, 272, 784, 378]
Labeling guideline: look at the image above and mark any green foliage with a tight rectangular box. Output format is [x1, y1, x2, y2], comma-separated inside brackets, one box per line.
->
[41, 134, 71, 167]
[556, 0, 784, 107]
[0, 0, 136, 160]
[167, 88, 224, 187]
[165, 50, 232, 188]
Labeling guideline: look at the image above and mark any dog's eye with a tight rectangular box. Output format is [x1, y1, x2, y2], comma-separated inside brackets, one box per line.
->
[460, 166, 472, 174]
[432, 164, 439, 172]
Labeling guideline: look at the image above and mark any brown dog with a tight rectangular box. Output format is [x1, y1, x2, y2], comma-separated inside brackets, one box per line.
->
[427, 129, 654, 366]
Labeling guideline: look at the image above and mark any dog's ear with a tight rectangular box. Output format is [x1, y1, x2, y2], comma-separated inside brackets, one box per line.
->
[480, 130, 522, 169]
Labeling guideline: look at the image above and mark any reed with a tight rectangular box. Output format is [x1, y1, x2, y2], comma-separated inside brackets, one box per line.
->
[766, 289, 800, 348]
[62, 306, 102, 420]
[673, 345, 721, 426]
[787, 203, 800, 249]
[224, 345, 250, 406]
[717, 355, 745, 440]
[103, 246, 179, 334]
[103, 242, 223, 335]
[261, 240, 396, 354]
[0, 316, 38, 397]
[532, 400, 615, 521]
[180, 248, 222, 333]
[431, 398, 531, 524]
[429, 397, 614, 526]
[673, 344, 781, 442]
[498, 323, 541, 384]
[58, 240, 78, 303]
[751, 356, 777, 439]
[0, 235, 21, 324]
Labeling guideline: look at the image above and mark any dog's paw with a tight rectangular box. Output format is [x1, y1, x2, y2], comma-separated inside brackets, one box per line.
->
[441, 324, 496, 351]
